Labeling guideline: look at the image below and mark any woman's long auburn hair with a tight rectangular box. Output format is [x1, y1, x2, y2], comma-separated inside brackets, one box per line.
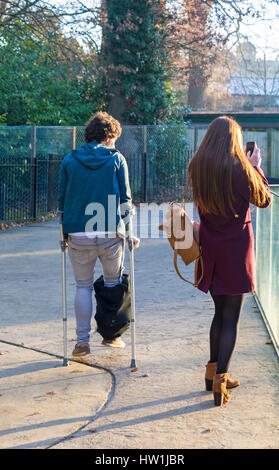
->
[187, 116, 270, 216]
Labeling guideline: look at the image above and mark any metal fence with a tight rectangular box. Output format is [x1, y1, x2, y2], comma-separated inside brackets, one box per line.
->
[255, 186, 279, 357]
[0, 125, 192, 222]
[1, 123, 279, 222]
[191, 125, 279, 178]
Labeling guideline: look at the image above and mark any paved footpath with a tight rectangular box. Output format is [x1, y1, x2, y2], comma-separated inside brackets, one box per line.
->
[0, 215, 279, 449]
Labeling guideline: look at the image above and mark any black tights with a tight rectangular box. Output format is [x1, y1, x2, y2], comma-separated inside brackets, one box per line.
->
[209, 292, 245, 374]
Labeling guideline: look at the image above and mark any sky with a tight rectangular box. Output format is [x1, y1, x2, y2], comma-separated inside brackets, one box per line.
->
[235, 2, 279, 59]
[52, 0, 279, 60]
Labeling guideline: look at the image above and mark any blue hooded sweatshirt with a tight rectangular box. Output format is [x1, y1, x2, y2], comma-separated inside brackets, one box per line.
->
[58, 142, 132, 237]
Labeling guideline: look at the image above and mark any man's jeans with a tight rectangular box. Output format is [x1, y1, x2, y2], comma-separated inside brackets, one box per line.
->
[68, 235, 125, 345]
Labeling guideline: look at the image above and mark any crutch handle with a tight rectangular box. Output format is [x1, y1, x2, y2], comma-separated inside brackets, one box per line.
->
[127, 207, 140, 251]
[59, 213, 67, 252]
[59, 213, 64, 239]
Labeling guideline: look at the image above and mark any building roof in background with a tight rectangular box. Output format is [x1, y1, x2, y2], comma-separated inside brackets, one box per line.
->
[184, 112, 279, 128]
[229, 77, 279, 96]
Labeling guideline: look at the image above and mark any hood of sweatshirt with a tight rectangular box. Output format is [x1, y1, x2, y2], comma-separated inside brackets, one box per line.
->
[72, 142, 118, 170]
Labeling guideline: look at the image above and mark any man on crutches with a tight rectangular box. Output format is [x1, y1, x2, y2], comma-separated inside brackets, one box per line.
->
[58, 112, 139, 362]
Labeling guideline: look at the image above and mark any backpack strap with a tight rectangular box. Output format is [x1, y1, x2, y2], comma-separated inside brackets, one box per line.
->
[174, 174, 204, 287]
[181, 175, 191, 206]
[173, 249, 204, 287]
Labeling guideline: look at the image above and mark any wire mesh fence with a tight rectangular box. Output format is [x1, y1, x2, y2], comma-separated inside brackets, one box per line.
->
[1, 123, 279, 223]
[0, 124, 193, 222]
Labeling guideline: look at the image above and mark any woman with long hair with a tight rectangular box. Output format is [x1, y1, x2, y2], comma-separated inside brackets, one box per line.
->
[188, 116, 271, 406]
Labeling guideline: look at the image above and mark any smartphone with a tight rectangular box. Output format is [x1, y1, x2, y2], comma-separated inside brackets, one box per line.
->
[246, 141, 255, 156]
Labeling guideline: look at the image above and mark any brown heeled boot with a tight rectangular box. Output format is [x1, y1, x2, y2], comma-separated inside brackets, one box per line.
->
[213, 373, 230, 406]
[205, 361, 240, 391]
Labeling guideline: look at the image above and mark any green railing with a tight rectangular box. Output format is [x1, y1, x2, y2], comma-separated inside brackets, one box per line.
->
[255, 185, 279, 356]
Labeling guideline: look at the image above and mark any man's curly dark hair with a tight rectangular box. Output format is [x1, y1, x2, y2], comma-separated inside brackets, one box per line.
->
[84, 112, 122, 143]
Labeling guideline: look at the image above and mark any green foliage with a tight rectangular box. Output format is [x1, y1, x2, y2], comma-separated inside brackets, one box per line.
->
[0, 5, 188, 127]
[0, 23, 105, 126]
[103, 0, 183, 124]
[146, 122, 191, 198]
[0, 114, 7, 125]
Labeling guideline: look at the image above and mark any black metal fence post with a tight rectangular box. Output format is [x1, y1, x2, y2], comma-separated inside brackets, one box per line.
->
[30, 125, 37, 219]
[142, 125, 148, 202]
[47, 154, 57, 212]
[0, 182, 6, 221]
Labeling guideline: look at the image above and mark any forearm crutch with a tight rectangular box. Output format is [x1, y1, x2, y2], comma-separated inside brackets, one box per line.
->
[59, 214, 69, 367]
[127, 208, 137, 369]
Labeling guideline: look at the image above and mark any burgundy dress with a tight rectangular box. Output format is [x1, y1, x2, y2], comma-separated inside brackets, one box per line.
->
[197, 163, 271, 295]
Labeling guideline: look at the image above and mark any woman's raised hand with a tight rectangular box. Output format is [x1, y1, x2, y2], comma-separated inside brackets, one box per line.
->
[246, 142, 262, 168]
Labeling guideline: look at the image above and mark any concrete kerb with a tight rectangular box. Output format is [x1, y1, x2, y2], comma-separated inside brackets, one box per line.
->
[0, 339, 116, 449]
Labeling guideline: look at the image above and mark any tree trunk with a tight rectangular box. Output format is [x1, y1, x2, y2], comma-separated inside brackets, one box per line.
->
[187, 64, 208, 110]
[107, 82, 127, 123]
[0, 1, 8, 22]
[186, 0, 211, 110]
[100, 0, 128, 123]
